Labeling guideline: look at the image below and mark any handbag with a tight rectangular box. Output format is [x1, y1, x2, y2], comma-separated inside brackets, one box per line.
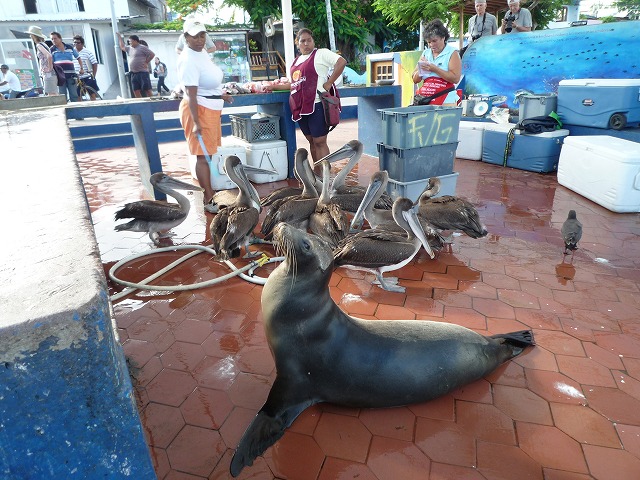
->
[413, 87, 455, 106]
[317, 86, 341, 132]
[53, 64, 66, 87]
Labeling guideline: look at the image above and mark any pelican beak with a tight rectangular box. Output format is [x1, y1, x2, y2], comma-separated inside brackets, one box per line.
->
[314, 141, 358, 166]
[163, 177, 204, 192]
[404, 207, 435, 259]
[242, 165, 278, 175]
[350, 178, 382, 230]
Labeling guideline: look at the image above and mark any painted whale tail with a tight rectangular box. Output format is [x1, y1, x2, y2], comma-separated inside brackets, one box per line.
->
[489, 329, 535, 355]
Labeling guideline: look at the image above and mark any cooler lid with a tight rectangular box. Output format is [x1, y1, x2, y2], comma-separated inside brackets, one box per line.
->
[244, 139, 287, 149]
[563, 135, 640, 163]
[483, 122, 515, 132]
[459, 120, 487, 131]
[559, 79, 640, 87]
[521, 129, 570, 138]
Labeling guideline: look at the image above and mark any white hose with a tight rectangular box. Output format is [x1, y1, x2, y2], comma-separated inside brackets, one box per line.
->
[108, 244, 282, 302]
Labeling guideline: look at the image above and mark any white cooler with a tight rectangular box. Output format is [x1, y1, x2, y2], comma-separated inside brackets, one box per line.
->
[187, 143, 247, 190]
[557, 135, 640, 213]
[222, 137, 288, 183]
[457, 121, 487, 160]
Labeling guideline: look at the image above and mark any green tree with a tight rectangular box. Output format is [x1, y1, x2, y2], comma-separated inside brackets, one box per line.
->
[166, 0, 217, 18]
[614, 0, 640, 19]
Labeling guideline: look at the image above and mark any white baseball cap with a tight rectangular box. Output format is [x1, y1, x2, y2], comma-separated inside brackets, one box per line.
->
[183, 18, 207, 36]
[507, 0, 520, 4]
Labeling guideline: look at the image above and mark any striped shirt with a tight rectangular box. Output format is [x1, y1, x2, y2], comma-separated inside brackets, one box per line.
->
[51, 43, 80, 75]
[75, 48, 97, 78]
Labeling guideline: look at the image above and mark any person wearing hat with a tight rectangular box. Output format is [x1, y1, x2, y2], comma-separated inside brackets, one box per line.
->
[0, 65, 21, 98]
[501, 0, 533, 34]
[177, 18, 233, 213]
[467, 0, 498, 45]
[175, 15, 216, 55]
[24, 25, 58, 96]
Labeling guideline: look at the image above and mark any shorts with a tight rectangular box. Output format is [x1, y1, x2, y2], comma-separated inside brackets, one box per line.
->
[179, 99, 221, 157]
[130, 71, 152, 92]
[297, 102, 329, 138]
[42, 72, 58, 96]
[76, 76, 100, 96]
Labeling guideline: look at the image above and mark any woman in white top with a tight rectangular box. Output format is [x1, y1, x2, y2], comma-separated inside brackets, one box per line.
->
[412, 19, 461, 106]
[177, 18, 233, 212]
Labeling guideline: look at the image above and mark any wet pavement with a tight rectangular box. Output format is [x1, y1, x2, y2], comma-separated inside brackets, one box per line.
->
[77, 119, 640, 479]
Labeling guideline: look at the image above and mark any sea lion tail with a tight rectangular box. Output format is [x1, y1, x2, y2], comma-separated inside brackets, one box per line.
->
[489, 330, 535, 350]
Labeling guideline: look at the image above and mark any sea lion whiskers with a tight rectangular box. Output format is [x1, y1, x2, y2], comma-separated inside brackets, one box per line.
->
[273, 223, 298, 290]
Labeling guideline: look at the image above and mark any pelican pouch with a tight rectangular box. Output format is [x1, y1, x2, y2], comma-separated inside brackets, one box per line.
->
[318, 86, 341, 132]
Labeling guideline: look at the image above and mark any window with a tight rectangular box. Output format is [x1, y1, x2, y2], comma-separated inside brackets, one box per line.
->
[91, 29, 103, 64]
[23, 0, 37, 14]
[78, 0, 85, 12]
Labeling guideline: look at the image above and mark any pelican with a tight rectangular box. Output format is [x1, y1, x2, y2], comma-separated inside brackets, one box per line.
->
[114, 172, 202, 245]
[561, 210, 582, 257]
[318, 140, 394, 212]
[333, 197, 435, 293]
[308, 159, 349, 248]
[210, 156, 275, 260]
[260, 165, 322, 207]
[351, 170, 445, 251]
[260, 148, 319, 238]
[417, 177, 488, 239]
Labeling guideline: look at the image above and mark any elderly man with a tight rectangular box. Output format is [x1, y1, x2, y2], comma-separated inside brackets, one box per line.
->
[0, 65, 22, 98]
[467, 0, 498, 44]
[501, 0, 533, 34]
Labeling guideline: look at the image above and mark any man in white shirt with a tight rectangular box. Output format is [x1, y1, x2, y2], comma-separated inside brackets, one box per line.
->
[0, 65, 22, 98]
[72, 35, 100, 100]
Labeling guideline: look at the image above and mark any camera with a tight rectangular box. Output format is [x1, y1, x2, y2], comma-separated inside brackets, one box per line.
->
[504, 12, 516, 32]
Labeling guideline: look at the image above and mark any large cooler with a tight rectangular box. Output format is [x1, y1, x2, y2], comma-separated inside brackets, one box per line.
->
[456, 121, 487, 160]
[377, 142, 457, 182]
[557, 135, 640, 213]
[557, 79, 640, 130]
[223, 137, 287, 183]
[378, 105, 462, 148]
[187, 144, 247, 190]
[518, 93, 557, 123]
[481, 123, 570, 173]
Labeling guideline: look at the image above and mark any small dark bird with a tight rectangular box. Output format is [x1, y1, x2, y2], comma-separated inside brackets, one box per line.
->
[561, 210, 582, 256]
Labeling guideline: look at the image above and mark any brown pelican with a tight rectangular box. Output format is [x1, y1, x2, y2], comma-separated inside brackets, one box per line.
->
[114, 172, 202, 245]
[260, 148, 319, 238]
[333, 197, 435, 293]
[319, 140, 394, 212]
[308, 159, 349, 248]
[260, 165, 322, 207]
[210, 156, 275, 260]
[561, 210, 582, 257]
[351, 170, 445, 252]
[417, 177, 488, 239]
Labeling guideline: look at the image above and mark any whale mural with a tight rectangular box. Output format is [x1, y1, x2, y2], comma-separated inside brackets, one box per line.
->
[461, 21, 640, 108]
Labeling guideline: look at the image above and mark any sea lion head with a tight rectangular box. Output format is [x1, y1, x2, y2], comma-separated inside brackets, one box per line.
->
[272, 222, 334, 280]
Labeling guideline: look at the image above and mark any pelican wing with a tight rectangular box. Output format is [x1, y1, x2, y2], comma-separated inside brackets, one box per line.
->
[333, 232, 417, 269]
[115, 200, 184, 223]
[221, 206, 260, 252]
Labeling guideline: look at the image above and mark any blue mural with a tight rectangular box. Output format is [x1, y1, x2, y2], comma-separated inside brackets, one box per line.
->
[462, 21, 640, 108]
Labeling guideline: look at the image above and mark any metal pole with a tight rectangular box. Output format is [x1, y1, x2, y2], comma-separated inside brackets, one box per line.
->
[281, 0, 295, 76]
[325, 0, 336, 51]
[109, 0, 129, 98]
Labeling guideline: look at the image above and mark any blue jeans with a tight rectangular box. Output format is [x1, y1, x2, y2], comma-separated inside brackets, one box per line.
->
[58, 75, 79, 102]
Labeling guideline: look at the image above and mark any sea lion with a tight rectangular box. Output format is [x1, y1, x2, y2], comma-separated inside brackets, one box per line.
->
[229, 223, 534, 476]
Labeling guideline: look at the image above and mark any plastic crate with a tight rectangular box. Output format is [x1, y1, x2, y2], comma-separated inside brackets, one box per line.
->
[517, 93, 557, 123]
[386, 172, 459, 203]
[378, 105, 462, 149]
[378, 142, 457, 182]
[230, 113, 281, 142]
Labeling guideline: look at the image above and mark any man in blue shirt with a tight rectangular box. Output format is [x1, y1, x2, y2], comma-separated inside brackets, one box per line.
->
[49, 31, 83, 102]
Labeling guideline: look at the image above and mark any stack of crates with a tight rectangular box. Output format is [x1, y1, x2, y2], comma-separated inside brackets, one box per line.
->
[229, 113, 288, 183]
[377, 105, 462, 201]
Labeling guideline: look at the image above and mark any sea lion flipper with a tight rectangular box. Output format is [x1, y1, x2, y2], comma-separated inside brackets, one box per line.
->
[230, 400, 313, 477]
[489, 330, 535, 349]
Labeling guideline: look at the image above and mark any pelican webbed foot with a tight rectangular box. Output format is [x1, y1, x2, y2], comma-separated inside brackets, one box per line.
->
[373, 274, 404, 292]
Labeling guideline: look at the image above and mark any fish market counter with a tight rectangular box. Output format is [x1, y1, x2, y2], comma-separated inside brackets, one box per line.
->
[64, 85, 401, 199]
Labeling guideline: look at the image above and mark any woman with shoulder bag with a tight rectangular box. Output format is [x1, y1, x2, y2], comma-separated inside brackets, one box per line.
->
[412, 19, 461, 107]
[264, 28, 347, 162]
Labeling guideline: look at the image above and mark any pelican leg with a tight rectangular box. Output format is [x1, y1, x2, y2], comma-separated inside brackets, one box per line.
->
[158, 231, 176, 238]
[248, 235, 272, 246]
[373, 272, 404, 293]
[149, 231, 162, 246]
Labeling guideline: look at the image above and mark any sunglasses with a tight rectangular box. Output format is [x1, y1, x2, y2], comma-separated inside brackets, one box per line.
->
[73, 41, 82, 44]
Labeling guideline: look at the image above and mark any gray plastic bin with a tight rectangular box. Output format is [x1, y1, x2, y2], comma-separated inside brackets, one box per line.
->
[378, 141, 457, 182]
[378, 105, 462, 148]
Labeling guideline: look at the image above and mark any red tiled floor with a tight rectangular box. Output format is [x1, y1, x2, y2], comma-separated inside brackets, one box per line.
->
[77, 119, 640, 479]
